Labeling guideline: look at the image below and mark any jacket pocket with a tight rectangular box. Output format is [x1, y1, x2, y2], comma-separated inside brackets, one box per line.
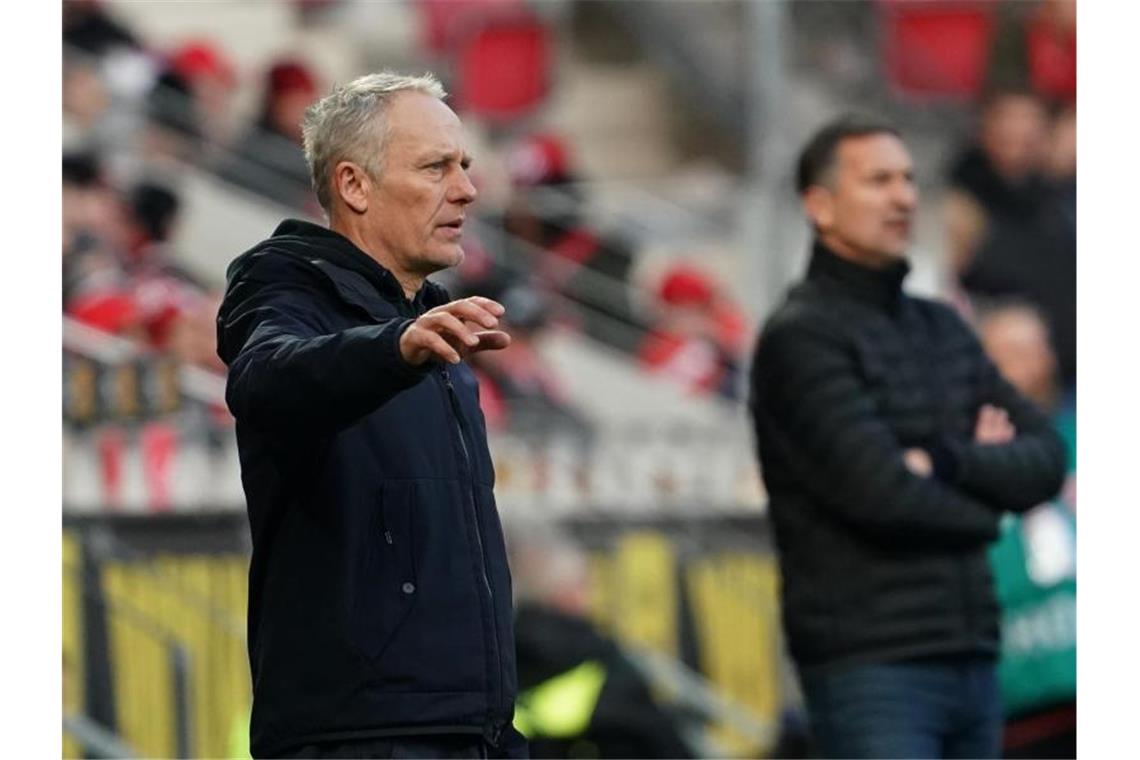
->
[350, 481, 419, 662]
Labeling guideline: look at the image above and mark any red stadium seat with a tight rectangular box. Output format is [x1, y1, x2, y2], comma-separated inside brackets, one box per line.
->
[414, 0, 523, 55]
[877, 1, 997, 101]
[450, 8, 552, 122]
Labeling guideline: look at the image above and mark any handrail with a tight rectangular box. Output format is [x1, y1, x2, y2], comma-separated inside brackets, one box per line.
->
[62, 713, 138, 759]
[63, 317, 227, 408]
[627, 646, 777, 754]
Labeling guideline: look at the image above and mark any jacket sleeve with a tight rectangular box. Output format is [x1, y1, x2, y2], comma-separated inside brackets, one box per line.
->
[219, 277, 429, 434]
[938, 354, 1068, 513]
[751, 321, 999, 548]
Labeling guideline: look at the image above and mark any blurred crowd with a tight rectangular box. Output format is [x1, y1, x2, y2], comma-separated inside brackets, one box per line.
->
[60, 0, 1078, 568]
[63, 0, 756, 437]
[945, 92, 1076, 393]
[63, 1, 1076, 757]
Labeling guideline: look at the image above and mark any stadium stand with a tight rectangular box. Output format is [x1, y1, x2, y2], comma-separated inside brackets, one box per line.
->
[62, 2, 1075, 757]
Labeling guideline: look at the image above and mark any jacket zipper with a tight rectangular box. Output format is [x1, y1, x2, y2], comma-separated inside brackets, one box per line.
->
[439, 365, 504, 739]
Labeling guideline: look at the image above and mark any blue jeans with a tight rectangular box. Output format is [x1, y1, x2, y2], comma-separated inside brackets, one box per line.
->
[799, 656, 1001, 759]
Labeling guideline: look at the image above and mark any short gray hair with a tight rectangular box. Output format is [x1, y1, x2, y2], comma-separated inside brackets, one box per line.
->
[301, 70, 447, 212]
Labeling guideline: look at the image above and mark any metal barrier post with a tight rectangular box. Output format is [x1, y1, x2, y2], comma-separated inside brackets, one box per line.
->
[170, 643, 194, 758]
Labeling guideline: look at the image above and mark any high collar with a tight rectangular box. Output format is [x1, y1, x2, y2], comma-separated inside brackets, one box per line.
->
[806, 240, 910, 312]
[271, 218, 427, 306]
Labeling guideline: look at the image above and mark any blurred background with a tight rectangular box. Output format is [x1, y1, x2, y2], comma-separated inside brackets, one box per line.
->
[61, 0, 1076, 757]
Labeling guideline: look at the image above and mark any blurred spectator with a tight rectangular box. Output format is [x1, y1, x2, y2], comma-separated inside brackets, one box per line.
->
[979, 303, 1059, 409]
[988, 0, 1076, 107]
[120, 180, 218, 361]
[977, 302, 1076, 759]
[146, 41, 237, 160]
[976, 301, 1074, 495]
[63, 152, 133, 257]
[637, 264, 744, 401]
[63, 158, 221, 368]
[63, 0, 140, 57]
[944, 90, 1075, 389]
[463, 280, 590, 437]
[508, 524, 695, 758]
[63, 54, 111, 148]
[217, 58, 320, 210]
[64, 232, 143, 339]
[502, 133, 642, 352]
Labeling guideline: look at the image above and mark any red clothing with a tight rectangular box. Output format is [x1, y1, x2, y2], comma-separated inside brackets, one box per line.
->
[1026, 21, 1076, 104]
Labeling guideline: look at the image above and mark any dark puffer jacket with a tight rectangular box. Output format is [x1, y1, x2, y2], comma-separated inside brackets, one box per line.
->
[749, 242, 1066, 670]
[216, 220, 517, 758]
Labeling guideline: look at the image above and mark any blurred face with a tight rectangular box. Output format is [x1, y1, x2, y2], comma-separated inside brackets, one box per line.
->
[270, 88, 315, 143]
[359, 92, 477, 280]
[980, 309, 1058, 408]
[805, 133, 918, 267]
[63, 63, 108, 126]
[981, 95, 1048, 181]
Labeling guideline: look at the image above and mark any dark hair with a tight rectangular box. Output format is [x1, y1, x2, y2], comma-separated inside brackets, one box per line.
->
[129, 181, 181, 242]
[795, 114, 901, 194]
[63, 152, 102, 187]
[972, 296, 1052, 335]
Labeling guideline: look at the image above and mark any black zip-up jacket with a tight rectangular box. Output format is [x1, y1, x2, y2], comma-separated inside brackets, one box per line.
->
[216, 220, 518, 758]
[749, 242, 1066, 669]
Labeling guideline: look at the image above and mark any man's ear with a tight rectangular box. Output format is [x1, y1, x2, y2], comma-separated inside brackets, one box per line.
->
[333, 161, 370, 214]
[802, 185, 834, 232]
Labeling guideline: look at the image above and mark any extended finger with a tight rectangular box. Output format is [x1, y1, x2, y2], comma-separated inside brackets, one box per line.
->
[435, 300, 500, 329]
[470, 330, 512, 352]
[464, 296, 505, 317]
[422, 312, 480, 347]
[418, 330, 461, 364]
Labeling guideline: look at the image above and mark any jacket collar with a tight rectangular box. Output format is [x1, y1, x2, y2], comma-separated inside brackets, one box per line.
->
[269, 219, 448, 317]
[806, 239, 910, 312]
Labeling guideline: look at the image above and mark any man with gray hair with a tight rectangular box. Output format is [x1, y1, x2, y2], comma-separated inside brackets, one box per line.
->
[217, 71, 525, 758]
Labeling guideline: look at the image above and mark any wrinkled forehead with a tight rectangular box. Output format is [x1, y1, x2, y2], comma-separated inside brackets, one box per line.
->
[384, 91, 469, 157]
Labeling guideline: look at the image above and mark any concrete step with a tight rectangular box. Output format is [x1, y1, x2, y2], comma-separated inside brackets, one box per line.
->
[537, 60, 679, 180]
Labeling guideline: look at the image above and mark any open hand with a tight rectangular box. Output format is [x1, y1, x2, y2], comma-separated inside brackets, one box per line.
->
[400, 296, 512, 366]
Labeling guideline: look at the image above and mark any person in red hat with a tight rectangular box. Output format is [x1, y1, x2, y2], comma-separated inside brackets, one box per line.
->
[502, 132, 641, 352]
[637, 264, 745, 400]
[147, 39, 237, 158]
[218, 58, 320, 210]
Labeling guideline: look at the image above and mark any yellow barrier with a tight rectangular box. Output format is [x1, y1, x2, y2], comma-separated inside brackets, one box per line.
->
[69, 526, 782, 760]
[686, 551, 781, 756]
[100, 554, 251, 759]
[611, 532, 679, 658]
[62, 532, 84, 760]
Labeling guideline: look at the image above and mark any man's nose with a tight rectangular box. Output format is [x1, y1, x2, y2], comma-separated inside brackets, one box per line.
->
[894, 180, 918, 211]
[449, 169, 478, 205]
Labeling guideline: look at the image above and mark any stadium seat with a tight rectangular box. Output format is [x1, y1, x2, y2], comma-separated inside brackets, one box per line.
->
[450, 8, 552, 122]
[877, 0, 997, 101]
[414, 0, 523, 55]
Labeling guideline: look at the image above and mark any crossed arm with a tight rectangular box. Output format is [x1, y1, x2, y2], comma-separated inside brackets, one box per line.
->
[753, 321, 1067, 546]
